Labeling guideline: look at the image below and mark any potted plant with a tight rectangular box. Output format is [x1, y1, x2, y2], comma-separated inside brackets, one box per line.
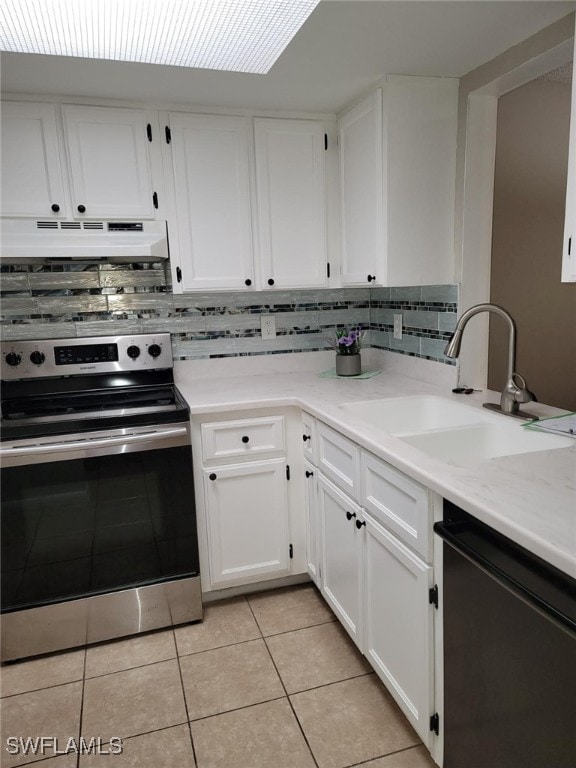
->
[333, 327, 365, 376]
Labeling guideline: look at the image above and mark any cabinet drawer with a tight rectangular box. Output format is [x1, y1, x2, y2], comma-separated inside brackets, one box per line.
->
[201, 416, 285, 461]
[317, 423, 361, 501]
[361, 452, 431, 561]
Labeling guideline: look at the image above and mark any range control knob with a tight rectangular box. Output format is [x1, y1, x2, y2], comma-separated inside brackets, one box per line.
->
[127, 345, 141, 359]
[148, 343, 162, 358]
[29, 351, 46, 365]
[5, 352, 21, 367]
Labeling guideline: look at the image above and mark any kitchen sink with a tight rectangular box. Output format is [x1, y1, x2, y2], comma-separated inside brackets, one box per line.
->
[340, 395, 494, 435]
[401, 422, 573, 463]
[340, 395, 573, 463]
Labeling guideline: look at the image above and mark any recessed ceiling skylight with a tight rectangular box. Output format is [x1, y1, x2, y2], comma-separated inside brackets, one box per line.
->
[0, 0, 320, 74]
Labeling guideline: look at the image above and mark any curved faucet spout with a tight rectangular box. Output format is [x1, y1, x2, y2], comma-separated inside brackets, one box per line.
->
[443, 303, 534, 415]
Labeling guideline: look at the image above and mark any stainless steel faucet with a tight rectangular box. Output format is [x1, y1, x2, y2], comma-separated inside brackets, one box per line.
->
[444, 303, 536, 416]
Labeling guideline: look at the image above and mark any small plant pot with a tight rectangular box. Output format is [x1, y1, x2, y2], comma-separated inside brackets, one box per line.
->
[335, 354, 361, 376]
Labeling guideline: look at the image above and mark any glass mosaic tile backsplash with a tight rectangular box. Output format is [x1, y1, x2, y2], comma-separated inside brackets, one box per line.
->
[0, 263, 457, 365]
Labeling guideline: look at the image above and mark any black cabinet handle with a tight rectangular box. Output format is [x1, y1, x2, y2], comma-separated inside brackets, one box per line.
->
[209, 473, 217, 481]
[367, 274, 376, 283]
[77, 204, 86, 213]
[267, 278, 275, 286]
[356, 519, 366, 529]
[302, 434, 310, 442]
[245, 278, 252, 286]
[346, 511, 356, 521]
[241, 435, 250, 444]
[305, 470, 314, 478]
[51, 203, 60, 213]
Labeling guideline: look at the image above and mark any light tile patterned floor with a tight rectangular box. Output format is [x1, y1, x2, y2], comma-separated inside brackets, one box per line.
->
[0, 584, 437, 768]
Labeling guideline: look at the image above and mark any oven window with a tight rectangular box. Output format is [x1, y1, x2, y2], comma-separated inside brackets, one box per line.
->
[1, 446, 198, 612]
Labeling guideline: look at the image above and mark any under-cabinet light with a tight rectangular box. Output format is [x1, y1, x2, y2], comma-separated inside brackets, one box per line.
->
[0, 0, 320, 74]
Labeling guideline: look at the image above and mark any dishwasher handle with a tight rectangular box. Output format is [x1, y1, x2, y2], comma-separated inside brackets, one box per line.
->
[434, 519, 576, 637]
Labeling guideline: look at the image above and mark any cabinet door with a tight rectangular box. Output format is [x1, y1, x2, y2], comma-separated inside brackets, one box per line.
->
[318, 474, 363, 647]
[339, 91, 384, 286]
[204, 459, 290, 587]
[562, 28, 576, 282]
[169, 113, 254, 291]
[1, 101, 66, 218]
[363, 512, 434, 746]
[255, 118, 327, 288]
[304, 461, 320, 585]
[62, 105, 155, 219]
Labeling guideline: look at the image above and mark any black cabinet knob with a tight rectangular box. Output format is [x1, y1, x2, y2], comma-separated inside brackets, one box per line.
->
[302, 434, 310, 442]
[209, 473, 217, 481]
[305, 470, 314, 478]
[51, 203, 60, 213]
[267, 278, 275, 286]
[77, 204, 86, 213]
[346, 511, 356, 521]
[245, 279, 252, 286]
[367, 274, 376, 283]
[241, 435, 250, 444]
[356, 519, 366, 529]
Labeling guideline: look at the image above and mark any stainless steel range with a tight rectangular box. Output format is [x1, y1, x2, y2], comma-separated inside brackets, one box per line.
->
[0, 333, 202, 661]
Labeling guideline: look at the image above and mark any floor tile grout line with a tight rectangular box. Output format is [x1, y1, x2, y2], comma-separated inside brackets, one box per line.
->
[285, 669, 374, 698]
[76, 648, 87, 768]
[82, 653, 179, 682]
[188, 693, 288, 724]
[0, 676, 86, 700]
[69, 720, 191, 749]
[175, 633, 262, 660]
[175, 639, 199, 768]
[260, 616, 337, 639]
[346, 743, 426, 767]
[247, 599, 320, 768]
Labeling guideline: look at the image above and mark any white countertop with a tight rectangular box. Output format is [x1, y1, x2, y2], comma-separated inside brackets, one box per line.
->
[175, 350, 576, 577]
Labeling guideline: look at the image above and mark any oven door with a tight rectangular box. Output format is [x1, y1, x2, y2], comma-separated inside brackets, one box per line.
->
[1, 423, 199, 614]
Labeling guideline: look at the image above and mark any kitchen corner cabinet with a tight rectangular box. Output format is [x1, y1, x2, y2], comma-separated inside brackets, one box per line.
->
[305, 417, 437, 747]
[339, 76, 458, 286]
[562, 24, 576, 282]
[61, 105, 156, 219]
[254, 119, 328, 289]
[166, 113, 255, 291]
[192, 409, 306, 592]
[0, 101, 66, 218]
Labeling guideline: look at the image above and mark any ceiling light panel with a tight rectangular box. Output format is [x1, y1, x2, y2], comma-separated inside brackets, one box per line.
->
[0, 0, 320, 74]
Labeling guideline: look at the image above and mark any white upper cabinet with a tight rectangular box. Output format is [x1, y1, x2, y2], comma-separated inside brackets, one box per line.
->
[254, 118, 328, 289]
[168, 113, 255, 291]
[1, 101, 66, 218]
[562, 27, 576, 282]
[339, 91, 384, 286]
[62, 105, 155, 219]
[339, 76, 458, 286]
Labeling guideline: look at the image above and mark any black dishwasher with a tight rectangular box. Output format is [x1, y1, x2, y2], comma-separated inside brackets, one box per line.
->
[434, 501, 576, 768]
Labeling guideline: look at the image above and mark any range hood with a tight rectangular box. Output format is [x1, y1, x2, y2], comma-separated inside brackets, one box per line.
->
[0, 220, 169, 264]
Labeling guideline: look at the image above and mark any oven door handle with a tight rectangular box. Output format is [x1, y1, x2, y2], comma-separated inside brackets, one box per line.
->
[0, 425, 189, 459]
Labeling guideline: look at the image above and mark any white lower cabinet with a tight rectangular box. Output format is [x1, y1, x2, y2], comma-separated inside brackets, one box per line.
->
[363, 511, 434, 746]
[318, 473, 363, 647]
[204, 458, 290, 587]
